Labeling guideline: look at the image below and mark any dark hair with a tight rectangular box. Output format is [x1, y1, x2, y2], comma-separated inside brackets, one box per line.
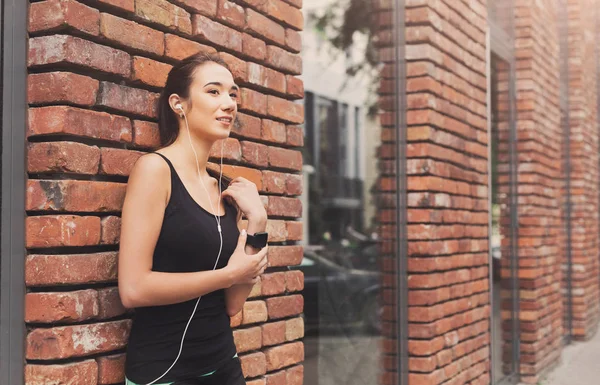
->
[158, 52, 231, 147]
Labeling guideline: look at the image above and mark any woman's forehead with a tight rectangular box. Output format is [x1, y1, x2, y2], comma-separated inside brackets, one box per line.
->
[192, 62, 236, 88]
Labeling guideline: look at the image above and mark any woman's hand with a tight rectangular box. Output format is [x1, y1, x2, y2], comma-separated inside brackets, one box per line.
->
[225, 230, 268, 285]
[221, 177, 267, 222]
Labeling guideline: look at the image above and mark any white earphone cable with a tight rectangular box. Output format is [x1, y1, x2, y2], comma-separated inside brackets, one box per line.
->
[144, 108, 225, 385]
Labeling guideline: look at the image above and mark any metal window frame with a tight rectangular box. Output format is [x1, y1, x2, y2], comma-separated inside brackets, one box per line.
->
[488, 5, 520, 385]
[0, 0, 27, 383]
[394, 1, 408, 384]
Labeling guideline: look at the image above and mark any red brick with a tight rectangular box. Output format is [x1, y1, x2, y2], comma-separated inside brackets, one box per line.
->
[28, 142, 100, 175]
[135, 0, 191, 34]
[164, 33, 217, 61]
[242, 33, 267, 61]
[132, 56, 172, 88]
[262, 321, 286, 347]
[27, 180, 126, 212]
[286, 365, 303, 385]
[242, 300, 268, 325]
[240, 88, 267, 115]
[100, 148, 143, 177]
[28, 35, 131, 78]
[262, 170, 286, 194]
[266, 220, 287, 242]
[234, 113, 262, 139]
[265, 342, 304, 370]
[285, 29, 301, 53]
[267, 245, 303, 267]
[247, 63, 286, 94]
[286, 125, 303, 147]
[286, 75, 304, 99]
[285, 317, 304, 341]
[247, 380, 266, 385]
[25, 290, 99, 323]
[267, 95, 304, 123]
[171, 0, 217, 17]
[281, 0, 301, 9]
[95, 0, 134, 12]
[285, 174, 302, 195]
[192, 14, 242, 52]
[285, 270, 303, 292]
[266, 196, 302, 217]
[97, 81, 159, 118]
[240, 352, 267, 378]
[220, 52, 248, 83]
[266, 295, 303, 319]
[26, 252, 118, 286]
[29, 0, 100, 36]
[241, 141, 268, 167]
[26, 216, 101, 248]
[96, 354, 126, 385]
[266, 370, 286, 385]
[29, 106, 132, 143]
[247, 8, 285, 46]
[25, 361, 98, 385]
[26, 320, 131, 360]
[266, 0, 303, 30]
[28, 72, 99, 106]
[100, 13, 164, 55]
[262, 272, 286, 295]
[133, 120, 161, 148]
[100, 216, 121, 245]
[268, 147, 302, 170]
[217, 0, 245, 28]
[262, 119, 286, 143]
[233, 327, 262, 353]
[230, 311, 243, 327]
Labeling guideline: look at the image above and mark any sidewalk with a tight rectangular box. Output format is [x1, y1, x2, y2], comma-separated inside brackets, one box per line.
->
[540, 327, 600, 385]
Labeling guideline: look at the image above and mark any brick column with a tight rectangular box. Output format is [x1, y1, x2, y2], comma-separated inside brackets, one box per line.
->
[25, 1, 305, 384]
[566, 0, 600, 341]
[513, 0, 564, 382]
[404, 1, 491, 384]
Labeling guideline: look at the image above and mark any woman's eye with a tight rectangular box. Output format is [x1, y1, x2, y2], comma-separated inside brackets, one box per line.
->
[230, 93, 238, 99]
[208, 89, 219, 95]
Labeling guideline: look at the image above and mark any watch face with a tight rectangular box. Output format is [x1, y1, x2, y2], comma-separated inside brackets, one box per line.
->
[248, 232, 268, 248]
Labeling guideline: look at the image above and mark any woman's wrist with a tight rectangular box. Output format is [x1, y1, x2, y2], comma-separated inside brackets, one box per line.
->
[246, 210, 267, 232]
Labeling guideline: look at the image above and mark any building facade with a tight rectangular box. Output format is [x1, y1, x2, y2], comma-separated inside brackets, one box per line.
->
[1, 0, 599, 385]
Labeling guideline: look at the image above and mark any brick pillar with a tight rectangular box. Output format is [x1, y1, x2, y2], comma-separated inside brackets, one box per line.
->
[25, 0, 305, 384]
[566, 0, 600, 341]
[404, 1, 491, 384]
[513, 0, 564, 382]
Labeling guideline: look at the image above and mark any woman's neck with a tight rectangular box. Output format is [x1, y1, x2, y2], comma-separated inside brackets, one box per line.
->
[172, 132, 215, 178]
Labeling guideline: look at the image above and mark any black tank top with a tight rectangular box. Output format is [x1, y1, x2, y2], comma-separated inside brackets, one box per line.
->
[125, 152, 239, 383]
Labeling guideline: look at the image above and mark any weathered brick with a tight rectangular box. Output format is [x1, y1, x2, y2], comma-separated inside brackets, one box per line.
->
[262, 321, 286, 347]
[285, 317, 304, 341]
[262, 171, 286, 194]
[262, 119, 286, 143]
[247, 62, 286, 94]
[28, 106, 132, 143]
[266, 295, 303, 319]
[133, 120, 161, 148]
[132, 56, 172, 88]
[28, 35, 131, 78]
[268, 147, 302, 171]
[285, 270, 303, 292]
[97, 81, 159, 118]
[28, 142, 100, 175]
[216, 0, 245, 28]
[285, 174, 302, 196]
[286, 75, 304, 99]
[241, 141, 268, 167]
[233, 327, 262, 353]
[220, 52, 248, 83]
[242, 300, 268, 325]
[266, 370, 286, 385]
[267, 95, 304, 123]
[171, 0, 217, 17]
[27, 180, 126, 212]
[266, 219, 286, 242]
[97, 287, 127, 319]
[192, 14, 242, 52]
[234, 113, 262, 139]
[240, 352, 267, 378]
[100, 216, 121, 245]
[267, 246, 303, 267]
[29, 0, 100, 36]
[261, 272, 286, 295]
[26, 320, 131, 360]
[285, 29, 301, 53]
[28, 72, 99, 106]
[96, 354, 126, 385]
[286, 365, 304, 385]
[100, 13, 165, 55]
[26, 252, 118, 286]
[221, 165, 263, 190]
[26, 216, 101, 248]
[25, 361, 98, 385]
[100, 148, 144, 176]
[164, 33, 217, 61]
[286, 125, 303, 147]
[25, 290, 99, 323]
[209, 138, 243, 161]
[95, 0, 134, 12]
[135, 0, 192, 34]
[266, 196, 301, 218]
[246, 8, 285, 46]
[265, 342, 304, 371]
[230, 310, 243, 327]
[240, 88, 267, 115]
[266, 0, 303, 30]
[243, 33, 267, 61]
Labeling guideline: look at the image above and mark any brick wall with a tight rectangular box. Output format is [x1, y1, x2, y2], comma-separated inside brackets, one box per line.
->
[513, 0, 564, 382]
[25, 0, 306, 384]
[404, 1, 491, 384]
[566, 0, 600, 341]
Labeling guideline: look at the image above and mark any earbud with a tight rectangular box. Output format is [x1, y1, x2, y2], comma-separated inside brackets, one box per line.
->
[176, 104, 183, 111]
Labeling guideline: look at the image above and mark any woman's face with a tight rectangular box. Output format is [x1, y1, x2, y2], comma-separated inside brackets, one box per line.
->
[182, 62, 238, 141]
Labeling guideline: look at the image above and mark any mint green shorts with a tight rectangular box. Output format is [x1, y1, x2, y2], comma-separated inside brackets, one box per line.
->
[125, 354, 238, 385]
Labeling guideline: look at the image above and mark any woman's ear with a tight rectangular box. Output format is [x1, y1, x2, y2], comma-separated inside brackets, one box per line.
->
[168, 94, 183, 115]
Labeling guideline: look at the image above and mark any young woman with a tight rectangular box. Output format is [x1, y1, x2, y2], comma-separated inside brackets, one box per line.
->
[118, 53, 269, 385]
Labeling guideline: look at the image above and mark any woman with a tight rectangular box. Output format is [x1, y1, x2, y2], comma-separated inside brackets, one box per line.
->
[118, 52, 269, 385]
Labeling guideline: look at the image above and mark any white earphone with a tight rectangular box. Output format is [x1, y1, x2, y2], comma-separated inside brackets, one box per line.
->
[145, 102, 226, 385]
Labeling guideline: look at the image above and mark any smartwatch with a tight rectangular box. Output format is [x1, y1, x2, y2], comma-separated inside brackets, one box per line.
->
[246, 231, 268, 249]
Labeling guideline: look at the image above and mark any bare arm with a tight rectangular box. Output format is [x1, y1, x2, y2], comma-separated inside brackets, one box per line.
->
[118, 155, 266, 308]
